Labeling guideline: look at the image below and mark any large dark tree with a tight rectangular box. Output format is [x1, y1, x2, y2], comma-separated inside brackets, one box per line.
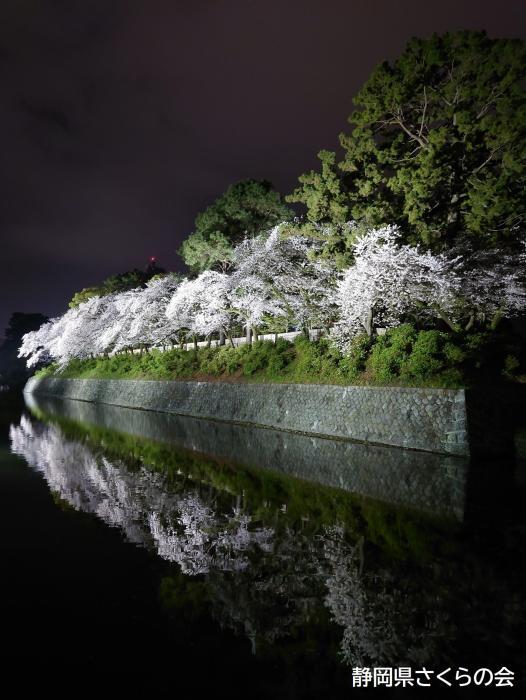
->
[0, 312, 48, 387]
[288, 31, 526, 252]
[179, 180, 294, 273]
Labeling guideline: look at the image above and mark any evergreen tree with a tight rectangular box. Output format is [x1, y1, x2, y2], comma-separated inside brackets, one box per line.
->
[179, 180, 293, 273]
[289, 31, 526, 251]
[69, 259, 166, 308]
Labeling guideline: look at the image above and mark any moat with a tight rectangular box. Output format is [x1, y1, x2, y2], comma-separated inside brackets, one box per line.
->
[1, 393, 525, 696]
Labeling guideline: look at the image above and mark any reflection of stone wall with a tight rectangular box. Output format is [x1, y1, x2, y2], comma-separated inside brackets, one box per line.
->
[26, 376, 469, 456]
[28, 395, 468, 520]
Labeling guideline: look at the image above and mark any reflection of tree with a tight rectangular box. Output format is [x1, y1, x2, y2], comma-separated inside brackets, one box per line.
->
[320, 526, 399, 666]
[10, 416, 273, 577]
[149, 501, 273, 576]
[318, 526, 456, 667]
[10, 415, 158, 547]
[208, 525, 324, 655]
[7, 414, 469, 669]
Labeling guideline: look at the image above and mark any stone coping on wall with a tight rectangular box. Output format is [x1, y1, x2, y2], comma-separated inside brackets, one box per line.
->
[25, 376, 470, 457]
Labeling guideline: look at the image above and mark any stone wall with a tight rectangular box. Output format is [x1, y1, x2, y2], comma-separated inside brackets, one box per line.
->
[25, 376, 469, 456]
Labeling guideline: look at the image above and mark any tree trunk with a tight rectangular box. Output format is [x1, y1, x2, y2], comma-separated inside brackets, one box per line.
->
[252, 326, 258, 342]
[435, 309, 460, 333]
[364, 308, 373, 337]
[219, 329, 225, 346]
[246, 325, 252, 346]
[193, 335, 198, 351]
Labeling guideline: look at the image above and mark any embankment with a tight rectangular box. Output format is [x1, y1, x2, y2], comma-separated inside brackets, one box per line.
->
[25, 376, 470, 456]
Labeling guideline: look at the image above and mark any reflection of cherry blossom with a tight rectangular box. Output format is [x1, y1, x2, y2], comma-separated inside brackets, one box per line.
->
[320, 526, 399, 666]
[149, 496, 216, 575]
[149, 502, 273, 575]
[10, 416, 274, 576]
[10, 414, 461, 668]
[318, 525, 456, 668]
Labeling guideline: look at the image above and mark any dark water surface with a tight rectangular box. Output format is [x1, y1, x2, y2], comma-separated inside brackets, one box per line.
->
[1, 393, 525, 697]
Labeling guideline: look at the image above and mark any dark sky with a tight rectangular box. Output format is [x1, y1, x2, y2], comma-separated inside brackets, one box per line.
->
[1, 0, 525, 337]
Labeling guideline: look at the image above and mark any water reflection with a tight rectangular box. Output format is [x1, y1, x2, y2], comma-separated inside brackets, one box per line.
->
[10, 415, 273, 574]
[25, 393, 468, 520]
[8, 398, 525, 677]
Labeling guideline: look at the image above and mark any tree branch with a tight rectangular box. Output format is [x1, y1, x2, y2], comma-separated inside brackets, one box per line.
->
[382, 110, 429, 149]
[472, 146, 502, 175]
[418, 86, 428, 139]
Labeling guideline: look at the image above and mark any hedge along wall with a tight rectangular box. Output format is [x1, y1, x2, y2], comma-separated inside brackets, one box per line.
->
[25, 376, 469, 456]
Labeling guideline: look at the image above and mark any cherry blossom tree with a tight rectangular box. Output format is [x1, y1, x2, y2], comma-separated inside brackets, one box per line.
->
[99, 288, 143, 353]
[230, 225, 337, 337]
[188, 271, 235, 344]
[17, 223, 525, 367]
[53, 295, 123, 365]
[19, 293, 129, 366]
[18, 319, 58, 368]
[27, 306, 85, 367]
[332, 225, 526, 351]
[453, 242, 526, 330]
[331, 226, 461, 351]
[119, 275, 181, 351]
[166, 270, 234, 347]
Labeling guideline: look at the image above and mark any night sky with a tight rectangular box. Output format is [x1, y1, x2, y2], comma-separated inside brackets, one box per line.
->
[1, 0, 525, 337]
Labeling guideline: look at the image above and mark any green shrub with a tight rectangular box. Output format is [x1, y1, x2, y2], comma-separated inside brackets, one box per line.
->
[241, 339, 293, 376]
[367, 324, 416, 382]
[197, 346, 237, 375]
[438, 368, 465, 386]
[339, 333, 373, 380]
[461, 332, 490, 368]
[223, 348, 243, 374]
[195, 347, 220, 375]
[37, 322, 524, 389]
[242, 343, 268, 376]
[292, 335, 324, 375]
[443, 342, 466, 365]
[290, 335, 341, 381]
[400, 330, 445, 381]
[266, 338, 292, 374]
[458, 330, 525, 380]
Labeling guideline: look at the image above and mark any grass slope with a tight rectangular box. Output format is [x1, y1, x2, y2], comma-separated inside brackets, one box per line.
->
[36, 325, 526, 389]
